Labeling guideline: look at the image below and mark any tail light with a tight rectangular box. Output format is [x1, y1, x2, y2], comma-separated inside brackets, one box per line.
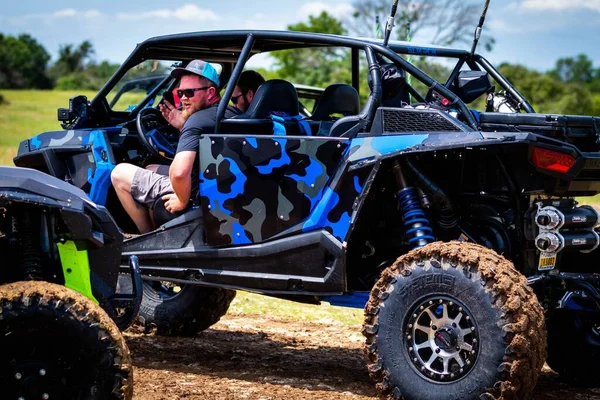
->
[532, 147, 576, 174]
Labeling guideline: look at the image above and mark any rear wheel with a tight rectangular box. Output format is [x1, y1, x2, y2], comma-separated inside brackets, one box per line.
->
[0, 281, 133, 400]
[136, 280, 236, 336]
[363, 241, 546, 400]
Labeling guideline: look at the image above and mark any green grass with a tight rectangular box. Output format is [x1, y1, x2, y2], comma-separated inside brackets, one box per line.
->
[0, 90, 96, 165]
[229, 291, 364, 326]
[580, 194, 600, 205]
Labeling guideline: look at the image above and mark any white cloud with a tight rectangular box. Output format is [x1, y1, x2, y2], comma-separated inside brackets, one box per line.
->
[53, 9, 77, 17]
[241, 13, 286, 30]
[21, 8, 104, 19]
[298, 2, 355, 19]
[116, 4, 218, 21]
[515, 0, 600, 12]
[487, 16, 560, 34]
[16, 4, 217, 22]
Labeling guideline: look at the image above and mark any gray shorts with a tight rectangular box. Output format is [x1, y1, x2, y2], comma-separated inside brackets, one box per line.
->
[131, 165, 173, 207]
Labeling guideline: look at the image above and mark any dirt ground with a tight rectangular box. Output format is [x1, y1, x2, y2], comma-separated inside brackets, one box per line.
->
[126, 313, 600, 400]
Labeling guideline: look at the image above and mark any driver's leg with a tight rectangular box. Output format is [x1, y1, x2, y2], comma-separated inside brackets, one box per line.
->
[111, 163, 154, 234]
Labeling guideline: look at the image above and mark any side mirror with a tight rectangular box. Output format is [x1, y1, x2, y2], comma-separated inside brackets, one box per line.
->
[452, 71, 493, 104]
[70, 95, 88, 119]
[58, 95, 88, 128]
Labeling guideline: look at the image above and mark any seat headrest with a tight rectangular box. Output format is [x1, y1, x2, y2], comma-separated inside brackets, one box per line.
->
[242, 79, 299, 119]
[310, 84, 360, 121]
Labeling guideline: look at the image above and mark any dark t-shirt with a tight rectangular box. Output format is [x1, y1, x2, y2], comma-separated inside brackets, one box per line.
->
[176, 102, 239, 196]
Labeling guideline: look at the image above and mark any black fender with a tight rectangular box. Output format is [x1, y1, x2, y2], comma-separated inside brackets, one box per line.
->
[0, 166, 141, 328]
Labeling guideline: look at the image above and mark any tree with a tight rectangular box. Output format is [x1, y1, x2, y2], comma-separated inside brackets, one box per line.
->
[551, 54, 595, 84]
[0, 34, 52, 89]
[271, 12, 352, 87]
[49, 40, 95, 79]
[350, 0, 493, 50]
[498, 63, 598, 116]
[49, 41, 121, 90]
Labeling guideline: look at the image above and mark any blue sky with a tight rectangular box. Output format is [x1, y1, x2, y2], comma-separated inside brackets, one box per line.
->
[1, 0, 600, 72]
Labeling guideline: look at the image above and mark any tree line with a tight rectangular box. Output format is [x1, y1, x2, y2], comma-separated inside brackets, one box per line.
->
[0, 34, 119, 90]
[1, 0, 599, 115]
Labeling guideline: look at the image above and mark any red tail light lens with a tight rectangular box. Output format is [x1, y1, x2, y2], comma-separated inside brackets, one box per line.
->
[532, 147, 576, 173]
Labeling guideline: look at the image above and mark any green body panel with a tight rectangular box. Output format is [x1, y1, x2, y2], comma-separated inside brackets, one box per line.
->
[57, 241, 99, 304]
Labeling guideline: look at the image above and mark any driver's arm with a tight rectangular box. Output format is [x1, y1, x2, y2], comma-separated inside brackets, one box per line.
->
[169, 150, 195, 208]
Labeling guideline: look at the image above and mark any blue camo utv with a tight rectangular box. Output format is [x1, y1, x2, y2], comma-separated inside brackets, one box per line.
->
[3, 15, 600, 400]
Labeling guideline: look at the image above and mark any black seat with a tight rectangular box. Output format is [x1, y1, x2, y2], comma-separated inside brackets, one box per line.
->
[242, 79, 299, 118]
[310, 84, 360, 121]
[221, 79, 310, 135]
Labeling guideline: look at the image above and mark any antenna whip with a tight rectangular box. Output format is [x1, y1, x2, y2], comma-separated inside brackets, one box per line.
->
[470, 0, 492, 56]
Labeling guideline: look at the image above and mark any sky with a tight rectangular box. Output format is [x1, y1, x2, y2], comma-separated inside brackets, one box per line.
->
[1, 0, 600, 72]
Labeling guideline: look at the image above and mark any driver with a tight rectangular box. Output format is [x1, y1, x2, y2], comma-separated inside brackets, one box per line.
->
[111, 59, 239, 233]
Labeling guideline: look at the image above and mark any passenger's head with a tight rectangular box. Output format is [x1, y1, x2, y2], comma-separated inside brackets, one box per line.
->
[231, 70, 265, 112]
[171, 60, 221, 118]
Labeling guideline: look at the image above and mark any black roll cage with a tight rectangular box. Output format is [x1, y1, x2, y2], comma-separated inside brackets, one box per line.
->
[92, 30, 535, 130]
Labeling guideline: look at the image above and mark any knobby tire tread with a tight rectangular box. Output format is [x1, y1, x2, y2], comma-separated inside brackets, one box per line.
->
[362, 241, 546, 400]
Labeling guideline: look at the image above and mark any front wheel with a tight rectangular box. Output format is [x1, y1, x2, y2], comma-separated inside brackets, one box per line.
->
[363, 241, 546, 400]
[0, 281, 133, 399]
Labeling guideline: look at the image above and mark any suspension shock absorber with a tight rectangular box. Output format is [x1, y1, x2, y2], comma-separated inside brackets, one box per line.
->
[392, 160, 435, 249]
[14, 210, 43, 280]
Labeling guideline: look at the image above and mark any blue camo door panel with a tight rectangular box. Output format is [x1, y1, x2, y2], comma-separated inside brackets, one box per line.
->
[199, 135, 348, 246]
[24, 128, 118, 205]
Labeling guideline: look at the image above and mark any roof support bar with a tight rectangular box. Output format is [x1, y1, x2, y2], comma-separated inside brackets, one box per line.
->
[215, 34, 256, 132]
[352, 48, 360, 96]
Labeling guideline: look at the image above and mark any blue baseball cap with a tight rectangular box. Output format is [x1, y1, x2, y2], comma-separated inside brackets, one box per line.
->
[171, 59, 220, 87]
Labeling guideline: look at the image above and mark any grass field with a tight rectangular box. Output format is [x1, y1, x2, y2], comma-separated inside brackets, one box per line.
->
[0, 90, 96, 165]
[230, 291, 363, 326]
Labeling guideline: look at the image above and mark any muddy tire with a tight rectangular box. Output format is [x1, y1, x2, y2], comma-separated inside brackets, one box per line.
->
[363, 241, 546, 400]
[0, 281, 133, 400]
[137, 280, 236, 336]
[546, 309, 600, 386]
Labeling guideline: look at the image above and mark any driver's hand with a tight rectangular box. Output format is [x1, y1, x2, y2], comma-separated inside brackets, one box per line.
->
[162, 193, 188, 213]
[159, 100, 185, 131]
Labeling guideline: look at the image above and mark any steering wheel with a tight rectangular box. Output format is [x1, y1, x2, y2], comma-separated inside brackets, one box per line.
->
[136, 107, 177, 161]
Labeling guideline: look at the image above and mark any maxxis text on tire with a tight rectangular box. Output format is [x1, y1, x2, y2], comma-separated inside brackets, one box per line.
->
[362, 241, 546, 400]
[0, 281, 133, 400]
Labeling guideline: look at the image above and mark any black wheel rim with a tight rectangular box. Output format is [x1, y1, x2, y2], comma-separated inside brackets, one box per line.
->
[404, 296, 479, 382]
[1, 316, 94, 399]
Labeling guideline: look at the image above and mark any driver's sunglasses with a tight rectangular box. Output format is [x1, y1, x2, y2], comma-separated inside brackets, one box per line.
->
[177, 86, 212, 98]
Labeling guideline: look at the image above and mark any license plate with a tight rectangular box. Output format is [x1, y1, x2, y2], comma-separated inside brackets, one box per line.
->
[538, 253, 557, 271]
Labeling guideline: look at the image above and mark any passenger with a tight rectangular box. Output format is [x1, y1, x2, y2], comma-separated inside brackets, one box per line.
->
[111, 59, 239, 233]
[230, 70, 265, 113]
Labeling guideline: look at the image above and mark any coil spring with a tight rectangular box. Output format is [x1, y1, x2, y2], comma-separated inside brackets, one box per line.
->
[398, 187, 435, 249]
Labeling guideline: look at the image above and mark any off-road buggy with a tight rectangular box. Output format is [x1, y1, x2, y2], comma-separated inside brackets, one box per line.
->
[11, 27, 600, 399]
